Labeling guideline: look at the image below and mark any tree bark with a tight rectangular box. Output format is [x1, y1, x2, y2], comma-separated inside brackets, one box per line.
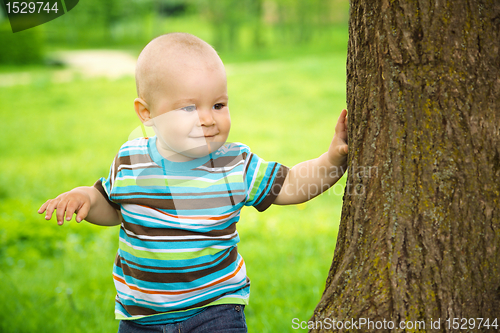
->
[310, 0, 500, 332]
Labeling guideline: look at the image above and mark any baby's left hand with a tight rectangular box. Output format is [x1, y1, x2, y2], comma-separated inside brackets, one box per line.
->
[327, 109, 348, 166]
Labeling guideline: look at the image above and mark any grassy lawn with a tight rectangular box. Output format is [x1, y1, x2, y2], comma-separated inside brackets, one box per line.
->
[0, 50, 347, 332]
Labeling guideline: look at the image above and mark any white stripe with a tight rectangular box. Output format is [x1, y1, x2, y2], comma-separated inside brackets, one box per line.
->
[195, 159, 245, 173]
[216, 294, 248, 301]
[117, 162, 158, 171]
[224, 143, 245, 152]
[123, 227, 239, 241]
[123, 138, 148, 148]
[110, 156, 116, 189]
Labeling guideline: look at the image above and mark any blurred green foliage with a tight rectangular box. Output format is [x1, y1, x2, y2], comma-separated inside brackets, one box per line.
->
[0, 21, 44, 64]
[44, 0, 348, 49]
[1, 0, 348, 63]
[43, 0, 160, 47]
[198, 0, 348, 51]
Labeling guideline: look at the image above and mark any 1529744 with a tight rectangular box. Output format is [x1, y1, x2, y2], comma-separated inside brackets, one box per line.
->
[4, 1, 59, 14]
[446, 318, 498, 330]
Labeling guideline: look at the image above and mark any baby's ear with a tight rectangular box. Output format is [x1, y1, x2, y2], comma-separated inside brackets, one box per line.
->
[134, 98, 154, 126]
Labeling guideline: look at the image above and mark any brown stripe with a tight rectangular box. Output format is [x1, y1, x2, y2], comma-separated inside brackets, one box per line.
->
[198, 155, 245, 170]
[253, 163, 277, 209]
[254, 164, 289, 212]
[122, 221, 237, 238]
[93, 179, 120, 210]
[112, 193, 246, 210]
[117, 153, 156, 167]
[117, 247, 238, 283]
[117, 248, 233, 272]
[243, 153, 254, 180]
[117, 299, 162, 316]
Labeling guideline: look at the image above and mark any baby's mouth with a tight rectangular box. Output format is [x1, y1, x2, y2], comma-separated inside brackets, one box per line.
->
[192, 132, 219, 138]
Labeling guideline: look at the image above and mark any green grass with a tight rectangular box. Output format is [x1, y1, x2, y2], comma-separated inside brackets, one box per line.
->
[0, 50, 347, 332]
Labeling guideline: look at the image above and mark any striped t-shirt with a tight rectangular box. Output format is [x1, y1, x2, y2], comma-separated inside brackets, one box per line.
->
[94, 137, 288, 324]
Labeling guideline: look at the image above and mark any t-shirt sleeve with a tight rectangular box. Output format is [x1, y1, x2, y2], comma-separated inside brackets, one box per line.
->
[243, 147, 289, 212]
[93, 153, 120, 210]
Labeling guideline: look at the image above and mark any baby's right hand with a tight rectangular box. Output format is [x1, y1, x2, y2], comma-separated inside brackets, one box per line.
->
[38, 188, 91, 225]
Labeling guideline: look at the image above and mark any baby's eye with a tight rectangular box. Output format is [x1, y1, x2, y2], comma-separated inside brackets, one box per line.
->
[213, 103, 225, 110]
[179, 105, 196, 112]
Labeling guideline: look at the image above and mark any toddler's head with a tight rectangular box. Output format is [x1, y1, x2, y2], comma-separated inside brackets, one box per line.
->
[134, 33, 231, 162]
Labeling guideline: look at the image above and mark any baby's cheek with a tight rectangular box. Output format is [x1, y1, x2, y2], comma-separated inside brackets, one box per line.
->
[218, 115, 231, 134]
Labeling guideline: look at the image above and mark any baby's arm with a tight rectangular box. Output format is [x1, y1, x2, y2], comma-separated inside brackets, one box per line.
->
[274, 109, 348, 205]
[38, 186, 121, 226]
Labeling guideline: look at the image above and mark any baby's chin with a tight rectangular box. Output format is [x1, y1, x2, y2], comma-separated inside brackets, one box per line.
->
[180, 141, 226, 158]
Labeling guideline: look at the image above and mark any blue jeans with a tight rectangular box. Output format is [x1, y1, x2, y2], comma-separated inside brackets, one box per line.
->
[117, 304, 247, 333]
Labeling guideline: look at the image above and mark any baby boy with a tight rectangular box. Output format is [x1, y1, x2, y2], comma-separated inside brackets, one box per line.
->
[38, 33, 348, 333]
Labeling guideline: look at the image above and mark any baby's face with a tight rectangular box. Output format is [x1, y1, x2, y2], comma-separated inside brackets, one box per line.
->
[147, 64, 231, 161]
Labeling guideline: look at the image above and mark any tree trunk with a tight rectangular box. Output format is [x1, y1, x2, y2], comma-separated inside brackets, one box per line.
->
[310, 0, 500, 332]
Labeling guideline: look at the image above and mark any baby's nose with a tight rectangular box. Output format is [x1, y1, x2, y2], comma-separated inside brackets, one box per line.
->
[197, 108, 216, 125]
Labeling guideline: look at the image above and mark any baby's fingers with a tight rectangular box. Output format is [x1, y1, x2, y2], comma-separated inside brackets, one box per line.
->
[41, 199, 60, 221]
[65, 199, 89, 223]
[341, 143, 348, 155]
[65, 199, 79, 222]
[75, 201, 90, 223]
[38, 200, 51, 214]
[55, 199, 70, 225]
[335, 109, 348, 132]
